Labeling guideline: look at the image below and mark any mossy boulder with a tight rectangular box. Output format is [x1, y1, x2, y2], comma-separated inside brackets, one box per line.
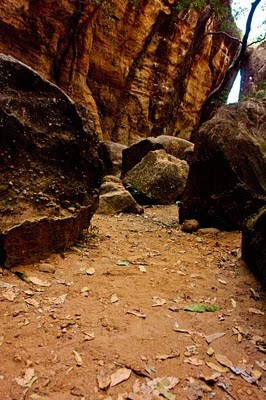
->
[242, 206, 266, 286]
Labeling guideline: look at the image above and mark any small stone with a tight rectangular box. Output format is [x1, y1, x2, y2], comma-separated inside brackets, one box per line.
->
[181, 219, 200, 233]
[38, 263, 56, 273]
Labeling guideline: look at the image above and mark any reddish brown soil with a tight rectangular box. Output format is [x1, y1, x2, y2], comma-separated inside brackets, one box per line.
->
[0, 205, 265, 400]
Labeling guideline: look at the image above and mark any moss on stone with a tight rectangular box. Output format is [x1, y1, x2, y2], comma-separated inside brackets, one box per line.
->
[246, 205, 266, 231]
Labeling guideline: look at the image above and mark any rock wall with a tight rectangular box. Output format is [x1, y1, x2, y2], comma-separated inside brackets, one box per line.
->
[0, 0, 238, 144]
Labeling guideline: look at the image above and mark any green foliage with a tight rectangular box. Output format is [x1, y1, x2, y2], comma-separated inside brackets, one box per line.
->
[175, 0, 233, 30]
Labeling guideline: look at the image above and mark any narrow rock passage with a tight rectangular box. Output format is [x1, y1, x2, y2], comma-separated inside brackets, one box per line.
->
[0, 205, 265, 400]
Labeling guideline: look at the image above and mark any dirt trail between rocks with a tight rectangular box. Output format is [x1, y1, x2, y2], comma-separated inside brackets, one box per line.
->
[0, 205, 265, 400]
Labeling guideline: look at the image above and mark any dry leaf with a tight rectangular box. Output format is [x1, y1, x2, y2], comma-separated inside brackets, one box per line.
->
[184, 357, 204, 366]
[248, 308, 265, 316]
[152, 297, 167, 307]
[83, 331, 95, 341]
[156, 353, 180, 361]
[218, 279, 226, 285]
[15, 368, 36, 387]
[73, 350, 83, 366]
[110, 368, 131, 387]
[2, 288, 19, 301]
[231, 298, 236, 308]
[97, 371, 111, 389]
[187, 379, 203, 400]
[86, 268, 95, 276]
[205, 332, 226, 344]
[251, 369, 262, 380]
[126, 310, 146, 319]
[206, 347, 214, 356]
[206, 362, 229, 373]
[255, 360, 266, 371]
[215, 354, 233, 368]
[28, 277, 51, 287]
[54, 294, 67, 304]
[138, 265, 147, 273]
[25, 298, 40, 308]
[110, 294, 119, 304]
[199, 372, 221, 384]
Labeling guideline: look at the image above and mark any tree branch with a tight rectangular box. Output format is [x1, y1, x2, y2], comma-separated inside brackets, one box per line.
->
[206, 31, 242, 43]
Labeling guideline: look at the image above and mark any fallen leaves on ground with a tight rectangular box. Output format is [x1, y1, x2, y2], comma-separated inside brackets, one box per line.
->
[183, 304, 219, 313]
[126, 310, 146, 319]
[184, 357, 204, 366]
[116, 260, 129, 266]
[156, 353, 180, 361]
[205, 332, 226, 344]
[110, 368, 131, 387]
[28, 277, 51, 287]
[15, 368, 37, 387]
[97, 370, 111, 390]
[152, 297, 167, 307]
[206, 362, 229, 373]
[215, 354, 233, 368]
[73, 350, 83, 366]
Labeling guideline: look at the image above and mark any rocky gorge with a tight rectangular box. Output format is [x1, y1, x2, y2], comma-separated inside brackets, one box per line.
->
[0, 1, 266, 397]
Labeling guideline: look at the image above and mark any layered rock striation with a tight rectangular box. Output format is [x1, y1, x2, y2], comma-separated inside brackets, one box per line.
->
[0, 0, 238, 144]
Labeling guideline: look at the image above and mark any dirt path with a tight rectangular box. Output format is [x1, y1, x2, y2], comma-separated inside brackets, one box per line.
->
[0, 205, 265, 400]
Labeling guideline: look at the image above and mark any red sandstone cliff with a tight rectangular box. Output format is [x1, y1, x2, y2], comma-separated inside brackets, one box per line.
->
[0, 0, 239, 144]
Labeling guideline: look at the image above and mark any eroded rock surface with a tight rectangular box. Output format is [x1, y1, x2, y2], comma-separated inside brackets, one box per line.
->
[0, 0, 238, 143]
[99, 141, 127, 177]
[97, 176, 143, 215]
[123, 149, 189, 205]
[0, 54, 102, 267]
[180, 98, 266, 229]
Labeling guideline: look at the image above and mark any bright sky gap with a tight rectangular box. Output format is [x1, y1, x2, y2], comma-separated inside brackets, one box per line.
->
[227, 0, 266, 103]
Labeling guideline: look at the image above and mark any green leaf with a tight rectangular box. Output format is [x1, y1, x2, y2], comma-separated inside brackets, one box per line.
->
[116, 260, 129, 266]
[156, 381, 176, 400]
[183, 304, 220, 313]
[14, 271, 30, 283]
[195, 236, 203, 243]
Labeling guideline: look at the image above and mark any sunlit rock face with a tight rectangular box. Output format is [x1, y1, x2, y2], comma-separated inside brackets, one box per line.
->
[241, 41, 266, 98]
[0, 0, 238, 144]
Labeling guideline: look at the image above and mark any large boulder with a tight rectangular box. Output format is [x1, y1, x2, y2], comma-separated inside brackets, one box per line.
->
[97, 176, 143, 215]
[242, 206, 266, 286]
[0, 54, 103, 267]
[121, 136, 193, 178]
[99, 140, 127, 177]
[123, 150, 189, 205]
[180, 99, 266, 230]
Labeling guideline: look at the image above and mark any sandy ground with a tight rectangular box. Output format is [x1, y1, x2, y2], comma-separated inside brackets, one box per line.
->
[0, 205, 265, 400]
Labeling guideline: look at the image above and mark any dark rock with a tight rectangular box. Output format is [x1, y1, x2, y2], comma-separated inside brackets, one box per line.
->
[242, 206, 266, 286]
[0, 54, 102, 267]
[121, 136, 193, 178]
[181, 219, 200, 233]
[180, 98, 266, 230]
[123, 150, 189, 205]
[99, 140, 127, 177]
[97, 176, 143, 215]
